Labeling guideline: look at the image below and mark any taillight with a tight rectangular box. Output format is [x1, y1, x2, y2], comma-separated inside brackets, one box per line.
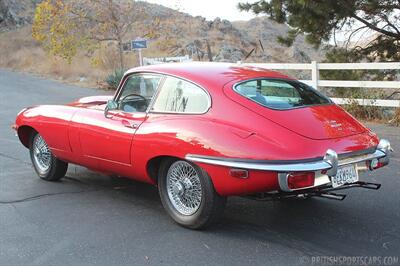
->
[287, 172, 315, 190]
[368, 158, 388, 170]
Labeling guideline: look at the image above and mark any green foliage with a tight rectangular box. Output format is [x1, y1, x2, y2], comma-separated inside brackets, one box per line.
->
[238, 0, 400, 61]
[322, 48, 364, 78]
[320, 48, 366, 97]
[106, 69, 125, 90]
[32, 0, 89, 63]
[277, 29, 299, 47]
[320, 47, 398, 98]
[32, 0, 145, 68]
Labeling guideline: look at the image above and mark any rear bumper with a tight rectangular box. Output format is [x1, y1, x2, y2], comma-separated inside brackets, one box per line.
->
[186, 139, 392, 193]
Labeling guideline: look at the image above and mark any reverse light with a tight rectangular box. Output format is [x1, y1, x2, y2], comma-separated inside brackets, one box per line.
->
[287, 172, 315, 190]
[368, 158, 388, 171]
[368, 139, 392, 171]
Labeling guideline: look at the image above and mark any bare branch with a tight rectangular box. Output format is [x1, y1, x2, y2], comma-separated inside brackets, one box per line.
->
[351, 13, 400, 39]
[378, 13, 400, 35]
[344, 25, 368, 50]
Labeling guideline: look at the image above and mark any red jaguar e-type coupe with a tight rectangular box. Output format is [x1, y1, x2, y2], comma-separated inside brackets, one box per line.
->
[14, 62, 392, 229]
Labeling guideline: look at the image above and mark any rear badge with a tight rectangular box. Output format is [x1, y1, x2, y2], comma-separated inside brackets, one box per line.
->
[328, 120, 343, 130]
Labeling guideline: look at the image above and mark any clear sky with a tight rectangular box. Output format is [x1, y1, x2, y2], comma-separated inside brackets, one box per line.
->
[142, 0, 258, 21]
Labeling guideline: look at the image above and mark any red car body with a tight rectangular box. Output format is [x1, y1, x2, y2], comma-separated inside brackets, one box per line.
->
[14, 63, 391, 196]
[14, 63, 391, 228]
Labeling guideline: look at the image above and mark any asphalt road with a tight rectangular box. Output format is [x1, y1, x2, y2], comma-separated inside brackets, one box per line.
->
[0, 70, 399, 266]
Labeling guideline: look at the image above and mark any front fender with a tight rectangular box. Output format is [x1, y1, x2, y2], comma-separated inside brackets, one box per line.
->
[15, 105, 78, 153]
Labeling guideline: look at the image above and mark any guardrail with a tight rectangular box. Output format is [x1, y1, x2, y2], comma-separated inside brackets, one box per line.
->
[241, 61, 400, 108]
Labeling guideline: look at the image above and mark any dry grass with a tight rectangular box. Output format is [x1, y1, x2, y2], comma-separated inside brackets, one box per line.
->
[0, 27, 135, 87]
[343, 100, 385, 121]
[389, 108, 400, 126]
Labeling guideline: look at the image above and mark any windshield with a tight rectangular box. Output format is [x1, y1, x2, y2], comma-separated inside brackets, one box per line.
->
[234, 79, 331, 110]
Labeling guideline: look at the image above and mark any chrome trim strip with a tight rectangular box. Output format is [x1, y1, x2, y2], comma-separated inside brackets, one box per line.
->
[187, 139, 391, 194]
[278, 173, 291, 192]
[338, 150, 386, 166]
[337, 146, 377, 159]
[377, 139, 392, 165]
[324, 149, 338, 177]
[186, 139, 391, 193]
[186, 140, 390, 174]
[185, 154, 332, 172]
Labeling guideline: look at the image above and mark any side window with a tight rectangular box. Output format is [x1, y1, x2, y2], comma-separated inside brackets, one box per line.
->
[152, 77, 210, 113]
[118, 74, 161, 100]
[116, 74, 162, 113]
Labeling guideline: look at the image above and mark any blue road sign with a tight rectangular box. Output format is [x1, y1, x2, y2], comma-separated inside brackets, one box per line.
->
[132, 40, 147, 49]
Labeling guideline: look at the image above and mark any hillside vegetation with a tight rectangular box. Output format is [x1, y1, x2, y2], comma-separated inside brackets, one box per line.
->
[0, 0, 323, 87]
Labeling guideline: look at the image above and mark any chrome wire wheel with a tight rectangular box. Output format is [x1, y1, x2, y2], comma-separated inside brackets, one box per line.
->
[32, 134, 52, 174]
[166, 161, 203, 216]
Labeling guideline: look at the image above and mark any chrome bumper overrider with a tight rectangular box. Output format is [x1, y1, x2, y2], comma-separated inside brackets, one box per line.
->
[185, 139, 392, 192]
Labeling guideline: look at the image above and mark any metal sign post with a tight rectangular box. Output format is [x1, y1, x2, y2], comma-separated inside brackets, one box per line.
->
[139, 50, 143, 66]
[131, 39, 148, 66]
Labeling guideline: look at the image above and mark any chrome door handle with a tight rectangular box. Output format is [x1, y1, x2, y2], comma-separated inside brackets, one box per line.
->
[121, 120, 138, 129]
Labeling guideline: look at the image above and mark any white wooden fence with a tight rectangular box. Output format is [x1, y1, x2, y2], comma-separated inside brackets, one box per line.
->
[143, 55, 192, 65]
[242, 61, 400, 107]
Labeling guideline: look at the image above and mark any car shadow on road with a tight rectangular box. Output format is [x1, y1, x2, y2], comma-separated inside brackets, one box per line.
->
[63, 165, 399, 257]
[215, 196, 398, 256]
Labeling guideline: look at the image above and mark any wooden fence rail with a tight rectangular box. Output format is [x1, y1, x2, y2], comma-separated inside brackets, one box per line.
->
[242, 62, 400, 107]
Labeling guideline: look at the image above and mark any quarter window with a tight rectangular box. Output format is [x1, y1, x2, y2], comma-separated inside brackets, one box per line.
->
[152, 77, 210, 113]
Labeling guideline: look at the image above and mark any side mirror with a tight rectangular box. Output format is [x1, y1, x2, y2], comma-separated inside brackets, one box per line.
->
[104, 100, 118, 117]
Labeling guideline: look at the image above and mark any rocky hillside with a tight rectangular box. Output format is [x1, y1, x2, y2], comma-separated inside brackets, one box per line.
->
[0, 0, 323, 63]
[0, 0, 324, 87]
[130, 1, 323, 63]
[233, 18, 321, 62]
[0, 0, 39, 31]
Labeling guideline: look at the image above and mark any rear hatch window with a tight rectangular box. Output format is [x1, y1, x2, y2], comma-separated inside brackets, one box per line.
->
[234, 79, 331, 110]
[229, 78, 366, 140]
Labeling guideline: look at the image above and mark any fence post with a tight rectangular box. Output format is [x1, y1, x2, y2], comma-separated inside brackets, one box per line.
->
[311, 61, 319, 90]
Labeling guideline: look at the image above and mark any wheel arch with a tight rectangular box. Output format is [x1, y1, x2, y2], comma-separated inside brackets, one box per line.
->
[146, 155, 182, 184]
[145, 155, 219, 190]
[17, 125, 38, 148]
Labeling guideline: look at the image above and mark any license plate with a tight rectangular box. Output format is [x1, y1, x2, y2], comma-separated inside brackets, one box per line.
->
[332, 164, 359, 188]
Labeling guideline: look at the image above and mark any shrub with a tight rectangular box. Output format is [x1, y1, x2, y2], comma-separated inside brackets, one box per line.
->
[389, 108, 400, 126]
[343, 99, 385, 121]
[329, 89, 399, 124]
[106, 69, 125, 90]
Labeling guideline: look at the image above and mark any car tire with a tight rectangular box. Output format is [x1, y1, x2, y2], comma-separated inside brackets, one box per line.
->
[158, 159, 226, 229]
[29, 132, 68, 181]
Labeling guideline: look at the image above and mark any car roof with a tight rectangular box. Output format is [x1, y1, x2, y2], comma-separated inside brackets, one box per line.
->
[125, 62, 292, 91]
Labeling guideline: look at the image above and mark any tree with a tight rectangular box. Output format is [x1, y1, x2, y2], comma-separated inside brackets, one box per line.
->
[238, 0, 400, 61]
[33, 0, 146, 68]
